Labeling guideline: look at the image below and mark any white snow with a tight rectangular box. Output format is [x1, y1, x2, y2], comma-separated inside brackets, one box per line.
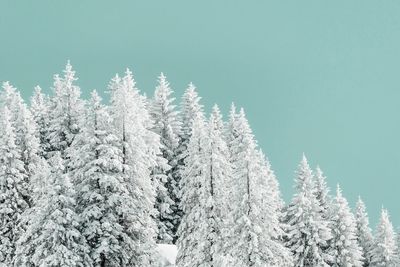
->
[157, 244, 177, 267]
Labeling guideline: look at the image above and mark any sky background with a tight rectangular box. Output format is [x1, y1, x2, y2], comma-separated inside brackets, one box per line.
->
[1, 1, 400, 227]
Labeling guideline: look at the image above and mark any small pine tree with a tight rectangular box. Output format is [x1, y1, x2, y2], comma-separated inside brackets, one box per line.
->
[150, 73, 182, 244]
[330, 185, 363, 266]
[371, 209, 399, 267]
[355, 197, 374, 267]
[284, 155, 332, 267]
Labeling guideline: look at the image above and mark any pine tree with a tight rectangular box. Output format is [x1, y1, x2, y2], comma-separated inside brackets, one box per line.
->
[314, 166, 331, 218]
[330, 185, 363, 266]
[150, 73, 181, 244]
[371, 209, 399, 267]
[176, 113, 208, 267]
[195, 105, 232, 266]
[355, 197, 374, 267]
[47, 61, 84, 161]
[224, 109, 292, 266]
[23, 153, 91, 266]
[0, 106, 29, 264]
[284, 155, 332, 267]
[68, 91, 145, 266]
[30, 86, 51, 157]
[1, 82, 42, 208]
[109, 69, 158, 265]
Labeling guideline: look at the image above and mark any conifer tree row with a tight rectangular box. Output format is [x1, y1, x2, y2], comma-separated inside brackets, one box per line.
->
[0, 62, 398, 266]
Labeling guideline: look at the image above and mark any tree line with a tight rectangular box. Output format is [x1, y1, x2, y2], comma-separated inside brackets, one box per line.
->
[0, 62, 397, 266]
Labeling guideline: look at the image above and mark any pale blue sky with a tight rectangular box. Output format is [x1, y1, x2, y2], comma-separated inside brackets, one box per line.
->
[1, 1, 400, 226]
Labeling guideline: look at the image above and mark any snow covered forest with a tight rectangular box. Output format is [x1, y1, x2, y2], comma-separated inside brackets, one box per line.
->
[0, 62, 398, 267]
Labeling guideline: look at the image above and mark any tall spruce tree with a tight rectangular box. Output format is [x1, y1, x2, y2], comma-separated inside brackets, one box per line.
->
[224, 108, 292, 266]
[330, 185, 363, 266]
[0, 106, 29, 264]
[371, 209, 399, 267]
[30, 86, 51, 157]
[176, 113, 208, 267]
[150, 73, 181, 244]
[109, 69, 158, 265]
[69, 91, 145, 266]
[195, 105, 232, 266]
[47, 61, 85, 161]
[25, 153, 91, 266]
[284, 155, 332, 267]
[355, 197, 374, 267]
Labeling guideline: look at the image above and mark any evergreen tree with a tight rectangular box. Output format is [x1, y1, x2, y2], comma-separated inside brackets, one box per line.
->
[47, 61, 85, 161]
[225, 109, 292, 266]
[24, 153, 91, 266]
[30, 86, 51, 157]
[284, 155, 332, 267]
[0, 106, 29, 264]
[196, 105, 232, 266]
[150, 73, 181, 244]
[109, 69, 158, 265]
[69, 91, 145, 266]
[371, 209, 399, 267]
[330, 185, 363, 266]
[355, 197, 374, 267]
[314, 166, 332, 218]
[176, 113, 208, 267]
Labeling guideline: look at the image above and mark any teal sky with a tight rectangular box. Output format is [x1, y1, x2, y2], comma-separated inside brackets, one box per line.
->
[1, 1, 400, 227]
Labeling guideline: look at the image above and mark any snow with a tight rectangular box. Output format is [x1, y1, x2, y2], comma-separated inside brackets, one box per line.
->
[157, 244, 177, 267]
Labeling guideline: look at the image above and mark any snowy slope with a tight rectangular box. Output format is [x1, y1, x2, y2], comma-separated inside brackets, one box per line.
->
[157, 244, 178, 267]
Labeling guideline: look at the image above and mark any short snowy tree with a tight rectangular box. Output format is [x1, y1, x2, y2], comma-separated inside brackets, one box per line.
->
[355, 197, 374, 267]
[109, 69, 158, 265]
[224, 108, 292, 267]
[284, 155, 332, 267]
[150, 73, 182, 244]
[330, 185, 363, 267]
[370, 209, 399, 267]
[0, 106, 29, 264]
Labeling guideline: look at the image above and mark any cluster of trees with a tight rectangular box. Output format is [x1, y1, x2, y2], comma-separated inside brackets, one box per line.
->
[0, 62, 398, 266]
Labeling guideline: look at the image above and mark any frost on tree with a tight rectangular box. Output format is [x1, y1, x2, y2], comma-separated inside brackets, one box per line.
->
[193, 105, 233, 266]
[313, 166, 332, 219]
[30, 86, 51, 157]
[284, 155, 332, 267]
[371, 209, 399, 267]
[176, 114, 208, 267]
[224, 108, 292, 267]
[175, 82, 204, 241]
[355, 197, 374, 267]
[109, 69, 159, 265]
[0, 106, 29, 264]
[68, 91, 145, 266]
[47, 61, 85, 161]
[20, 153, 91, 267]
[150, 73, 182, 244]
[330, 185, 363, 267]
